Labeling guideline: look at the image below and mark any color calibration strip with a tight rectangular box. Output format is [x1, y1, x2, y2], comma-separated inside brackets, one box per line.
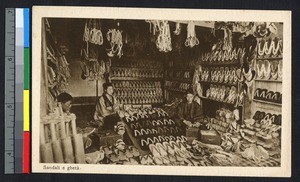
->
[5, 8, 30, 174]
[23, 8, 30, 174]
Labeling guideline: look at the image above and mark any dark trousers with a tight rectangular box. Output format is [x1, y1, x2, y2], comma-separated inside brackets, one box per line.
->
[102, 113, 121, 130]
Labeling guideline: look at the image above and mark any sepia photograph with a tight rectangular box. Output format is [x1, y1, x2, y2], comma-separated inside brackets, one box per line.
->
[32, 6, 291, 176]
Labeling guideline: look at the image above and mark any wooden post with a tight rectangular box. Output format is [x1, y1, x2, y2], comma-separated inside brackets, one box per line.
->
[41, 18, 48, 115]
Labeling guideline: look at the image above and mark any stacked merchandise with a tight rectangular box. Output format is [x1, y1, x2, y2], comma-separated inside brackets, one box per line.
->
[110, 60, 163, 79]
[112, 81, 163, 104]
[40, 110, 85, 164]
[110, 60, 164, 106]
[207, 108, 236, 133]
[240, 111, 281, 157]
[165, 69, 193, 82]
[165, 60, 194, 93]
[205, 85, 238, 104]
[165, 81, 191, 92]
[192, 106, 281, 166]
[100, 139, 141, 165]
[201, 67, 239, 85]
[124, 107, 205, 166]
[199, 47, 246, 65]
[253, 88, 282, 104]
[45, 20, 71, 113]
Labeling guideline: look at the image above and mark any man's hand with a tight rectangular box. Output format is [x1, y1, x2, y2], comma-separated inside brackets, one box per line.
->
[117, 110, 126, 118]
[183, 120, 192, 127]
[192, 122, 201, 128]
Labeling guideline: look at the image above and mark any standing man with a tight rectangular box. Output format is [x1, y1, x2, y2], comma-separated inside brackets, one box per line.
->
[94, 82, 123, 130]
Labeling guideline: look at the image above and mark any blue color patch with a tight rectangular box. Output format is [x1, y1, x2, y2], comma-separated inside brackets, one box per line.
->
[23, 8, 29, 47]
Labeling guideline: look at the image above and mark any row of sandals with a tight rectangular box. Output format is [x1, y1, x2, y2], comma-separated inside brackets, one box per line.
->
[254, 88, 282, 104]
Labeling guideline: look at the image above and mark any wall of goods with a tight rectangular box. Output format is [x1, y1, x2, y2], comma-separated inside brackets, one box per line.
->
[40, 19, 88, 164]
[43, 19, 72, 114]
[40, 19, 283, 166]
[109, 59, 164, 106]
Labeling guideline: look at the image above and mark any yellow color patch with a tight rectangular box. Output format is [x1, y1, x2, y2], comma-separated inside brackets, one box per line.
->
[23, 90, 30, 131]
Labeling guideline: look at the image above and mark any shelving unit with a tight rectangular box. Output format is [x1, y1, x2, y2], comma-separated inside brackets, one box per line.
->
[42, 18, 71, 114]
[109, 59, 164, 106]
[255, 79, 282, 83]
[197, 57, 244, 123]
[252, 36, 283, 119]
[164, 65, 194, 101]
[110, 77, 161, 81]
[198, 96, 237, 105]
[252, 99, 282, 107]
[256, 57, 282, 60]
[200, 81, 238, 87]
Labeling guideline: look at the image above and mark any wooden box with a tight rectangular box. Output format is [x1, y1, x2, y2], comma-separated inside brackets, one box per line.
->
[199, 130, 222, 145]
[99, 133, 123, 146]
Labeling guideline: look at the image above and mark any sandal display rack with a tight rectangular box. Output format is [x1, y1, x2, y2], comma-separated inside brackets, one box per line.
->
[164, 60, 195, 101]
[109, 59, 164, 107]
[197, 47, 245, 123]
[252, 36, 282, 118]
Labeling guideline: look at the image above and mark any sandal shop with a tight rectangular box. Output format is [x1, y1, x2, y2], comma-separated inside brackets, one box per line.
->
[39, 18, 283, 167]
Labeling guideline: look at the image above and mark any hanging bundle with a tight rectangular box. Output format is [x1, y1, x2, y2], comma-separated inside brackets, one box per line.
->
[185, 21, 199, 48]
[83, 19, 103, 45]
[145, 20, 160, 35]
[156, 21, 172, 52]
[106, 29, 123, 58]
[173, 22, 181, 35]
[223, 27, 233, 51]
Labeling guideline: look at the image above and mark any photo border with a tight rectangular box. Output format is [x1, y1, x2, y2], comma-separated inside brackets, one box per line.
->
[32, 6, 292, 177]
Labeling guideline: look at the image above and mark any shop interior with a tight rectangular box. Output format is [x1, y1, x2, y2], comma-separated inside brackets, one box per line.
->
[39, 18, 282, 166]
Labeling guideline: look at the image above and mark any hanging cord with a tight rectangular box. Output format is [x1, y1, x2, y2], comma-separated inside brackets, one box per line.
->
[156, 21, 172, 52]
[185, 21, 199, 48]
[173, 22, 181, 35]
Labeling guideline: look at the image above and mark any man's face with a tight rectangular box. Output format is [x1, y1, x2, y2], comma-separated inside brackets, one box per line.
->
[62, 100, 72, 113]
[186, 93, 194, 103]
[106, 86, 114, 95]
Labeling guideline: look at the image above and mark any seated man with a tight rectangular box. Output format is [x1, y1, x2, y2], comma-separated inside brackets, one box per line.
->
[176, 89, 204, 129]
[94, 82, 123, 130]
[57, 92, 73, 114]
[57, 92, 99, 153]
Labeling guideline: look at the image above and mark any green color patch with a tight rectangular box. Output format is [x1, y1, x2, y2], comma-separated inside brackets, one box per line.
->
[24, 48, 30, 90]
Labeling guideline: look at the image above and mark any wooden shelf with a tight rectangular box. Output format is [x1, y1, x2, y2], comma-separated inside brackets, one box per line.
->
[121, 102, 163, 105]
[166, 88, 186, 93]
[200, 81, 238, 87]
[256, 57, 282, 60]
[111, 67, 163, 71]
[110, 77, 162, 81]
[165, 78, 192, 83]
[199, 62, 239, 66]
[252, 99, 282, 106]
[199, 96, 236, 105]
[255, 79, 282, 83]
[166, 68, 194, 71]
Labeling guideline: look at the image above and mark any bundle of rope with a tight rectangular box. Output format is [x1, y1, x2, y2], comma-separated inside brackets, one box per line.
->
[185, 21, 199, 48]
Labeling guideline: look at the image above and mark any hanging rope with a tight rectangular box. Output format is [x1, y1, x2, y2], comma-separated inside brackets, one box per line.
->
[106, 29, 123, 58]
[83, 19, 103, 46]
[156, 21, 172, 52]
